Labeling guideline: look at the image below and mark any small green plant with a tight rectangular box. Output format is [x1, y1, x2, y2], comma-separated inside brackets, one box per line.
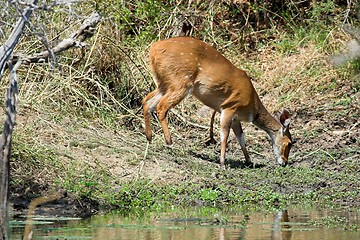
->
[61, 177, 99, 198]
[198, 189, 219, 203]
[105, 180, 162, 211]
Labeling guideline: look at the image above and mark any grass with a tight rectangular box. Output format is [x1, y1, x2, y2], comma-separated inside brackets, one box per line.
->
[0, 0, 359, 220]
[10, 102, 358, 213]
[104, 163, 358, 212]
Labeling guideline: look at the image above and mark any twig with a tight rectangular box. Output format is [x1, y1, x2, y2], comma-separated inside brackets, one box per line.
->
[302, 148, 337, 164]
[342, 0, 352, 25]
[136, 160, 145, 181]
[143, 141, 149, 160]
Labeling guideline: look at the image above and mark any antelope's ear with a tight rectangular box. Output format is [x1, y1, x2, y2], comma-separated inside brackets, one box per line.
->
[279, 110, 291, 129]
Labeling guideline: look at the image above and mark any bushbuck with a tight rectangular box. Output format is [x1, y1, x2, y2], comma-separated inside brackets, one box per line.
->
[142, 37, 293, 167]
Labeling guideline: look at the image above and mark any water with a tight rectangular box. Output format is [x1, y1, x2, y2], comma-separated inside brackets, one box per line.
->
[10, 206, 360, 240]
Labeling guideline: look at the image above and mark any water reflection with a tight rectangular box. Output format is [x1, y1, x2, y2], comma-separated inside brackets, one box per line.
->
[215, 214, 249, 240]
[9, 207, 360, 240]
[271, 210, 292, 240]
[215, 210, 292, 240]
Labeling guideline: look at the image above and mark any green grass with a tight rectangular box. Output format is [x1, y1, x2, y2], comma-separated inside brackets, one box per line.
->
[49, 160, 358, 213]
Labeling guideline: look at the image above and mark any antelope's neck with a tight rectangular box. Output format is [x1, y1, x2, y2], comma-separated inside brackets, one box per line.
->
[253, 101, 282, 141]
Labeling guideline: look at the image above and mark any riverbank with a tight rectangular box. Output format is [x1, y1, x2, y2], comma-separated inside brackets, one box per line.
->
[9, 91, 359, 217]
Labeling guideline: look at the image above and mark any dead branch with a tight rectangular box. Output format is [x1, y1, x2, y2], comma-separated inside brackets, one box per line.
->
[10, 11, 102, 65]
[0, 0, 39, 81]
[0, 9, 102, 240]
[0, 60, 21, 240]
[0, 1, 38, 238]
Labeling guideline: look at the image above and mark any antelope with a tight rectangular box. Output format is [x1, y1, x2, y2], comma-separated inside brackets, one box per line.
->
[142, 37, 293, 167]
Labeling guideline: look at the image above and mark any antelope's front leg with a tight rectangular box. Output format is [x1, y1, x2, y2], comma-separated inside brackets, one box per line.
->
[219, 109, 235, 167]
[232, 121, 251, 165]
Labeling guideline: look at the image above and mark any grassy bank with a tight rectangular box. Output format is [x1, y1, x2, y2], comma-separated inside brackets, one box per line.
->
[9, 110, 359, 214]
[1, 1, 358, 215]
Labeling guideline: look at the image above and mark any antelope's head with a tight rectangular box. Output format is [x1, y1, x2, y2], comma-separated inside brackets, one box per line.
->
[272, 110, 293, 166]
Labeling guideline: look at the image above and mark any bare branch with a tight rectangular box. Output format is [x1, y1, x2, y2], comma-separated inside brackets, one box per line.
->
[0, 1, 38, 238]
[10, 11, 102, 65]
[0, 60, 21, 240]
[0, 0, 39, 81]
[0, 3, 100, 239]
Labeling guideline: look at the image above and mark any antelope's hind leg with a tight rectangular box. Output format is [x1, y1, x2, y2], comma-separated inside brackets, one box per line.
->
[142, 89, 162, 142]
[205, 110, 217, 146]
[156, 89, 187, 145]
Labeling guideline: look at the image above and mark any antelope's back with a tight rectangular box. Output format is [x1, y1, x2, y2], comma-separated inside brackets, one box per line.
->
[149, 37, 256, 111]
[149, 37, 234, 81]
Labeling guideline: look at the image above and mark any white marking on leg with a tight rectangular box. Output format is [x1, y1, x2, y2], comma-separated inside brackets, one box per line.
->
[219, 111, 225, 142]
[270, 129, 285, 165]
[248, 111, 254, 122]
[219, 130, 225, 142]
[185, 87, 194, 98]
[273, 144, 282, 163]
[147, 92, 162, 113]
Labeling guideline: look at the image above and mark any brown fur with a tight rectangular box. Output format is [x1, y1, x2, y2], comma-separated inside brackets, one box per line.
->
[142, 37, 293, 166]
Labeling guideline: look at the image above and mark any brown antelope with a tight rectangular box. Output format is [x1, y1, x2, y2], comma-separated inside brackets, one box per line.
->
[142, 37, 293, 167]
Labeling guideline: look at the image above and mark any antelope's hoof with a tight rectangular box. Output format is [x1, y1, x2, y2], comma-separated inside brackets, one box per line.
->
[204, 137, 217, 146]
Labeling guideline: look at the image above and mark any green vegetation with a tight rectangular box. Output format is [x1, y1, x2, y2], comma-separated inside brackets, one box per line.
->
[1, 0, 358, 217]
[310, 216, 359, 231]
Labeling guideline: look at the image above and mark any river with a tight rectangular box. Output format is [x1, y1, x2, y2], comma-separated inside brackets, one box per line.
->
[9, 206, 359, 239]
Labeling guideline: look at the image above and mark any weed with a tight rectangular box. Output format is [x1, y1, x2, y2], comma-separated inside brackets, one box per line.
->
[198, 189, 219, 204]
